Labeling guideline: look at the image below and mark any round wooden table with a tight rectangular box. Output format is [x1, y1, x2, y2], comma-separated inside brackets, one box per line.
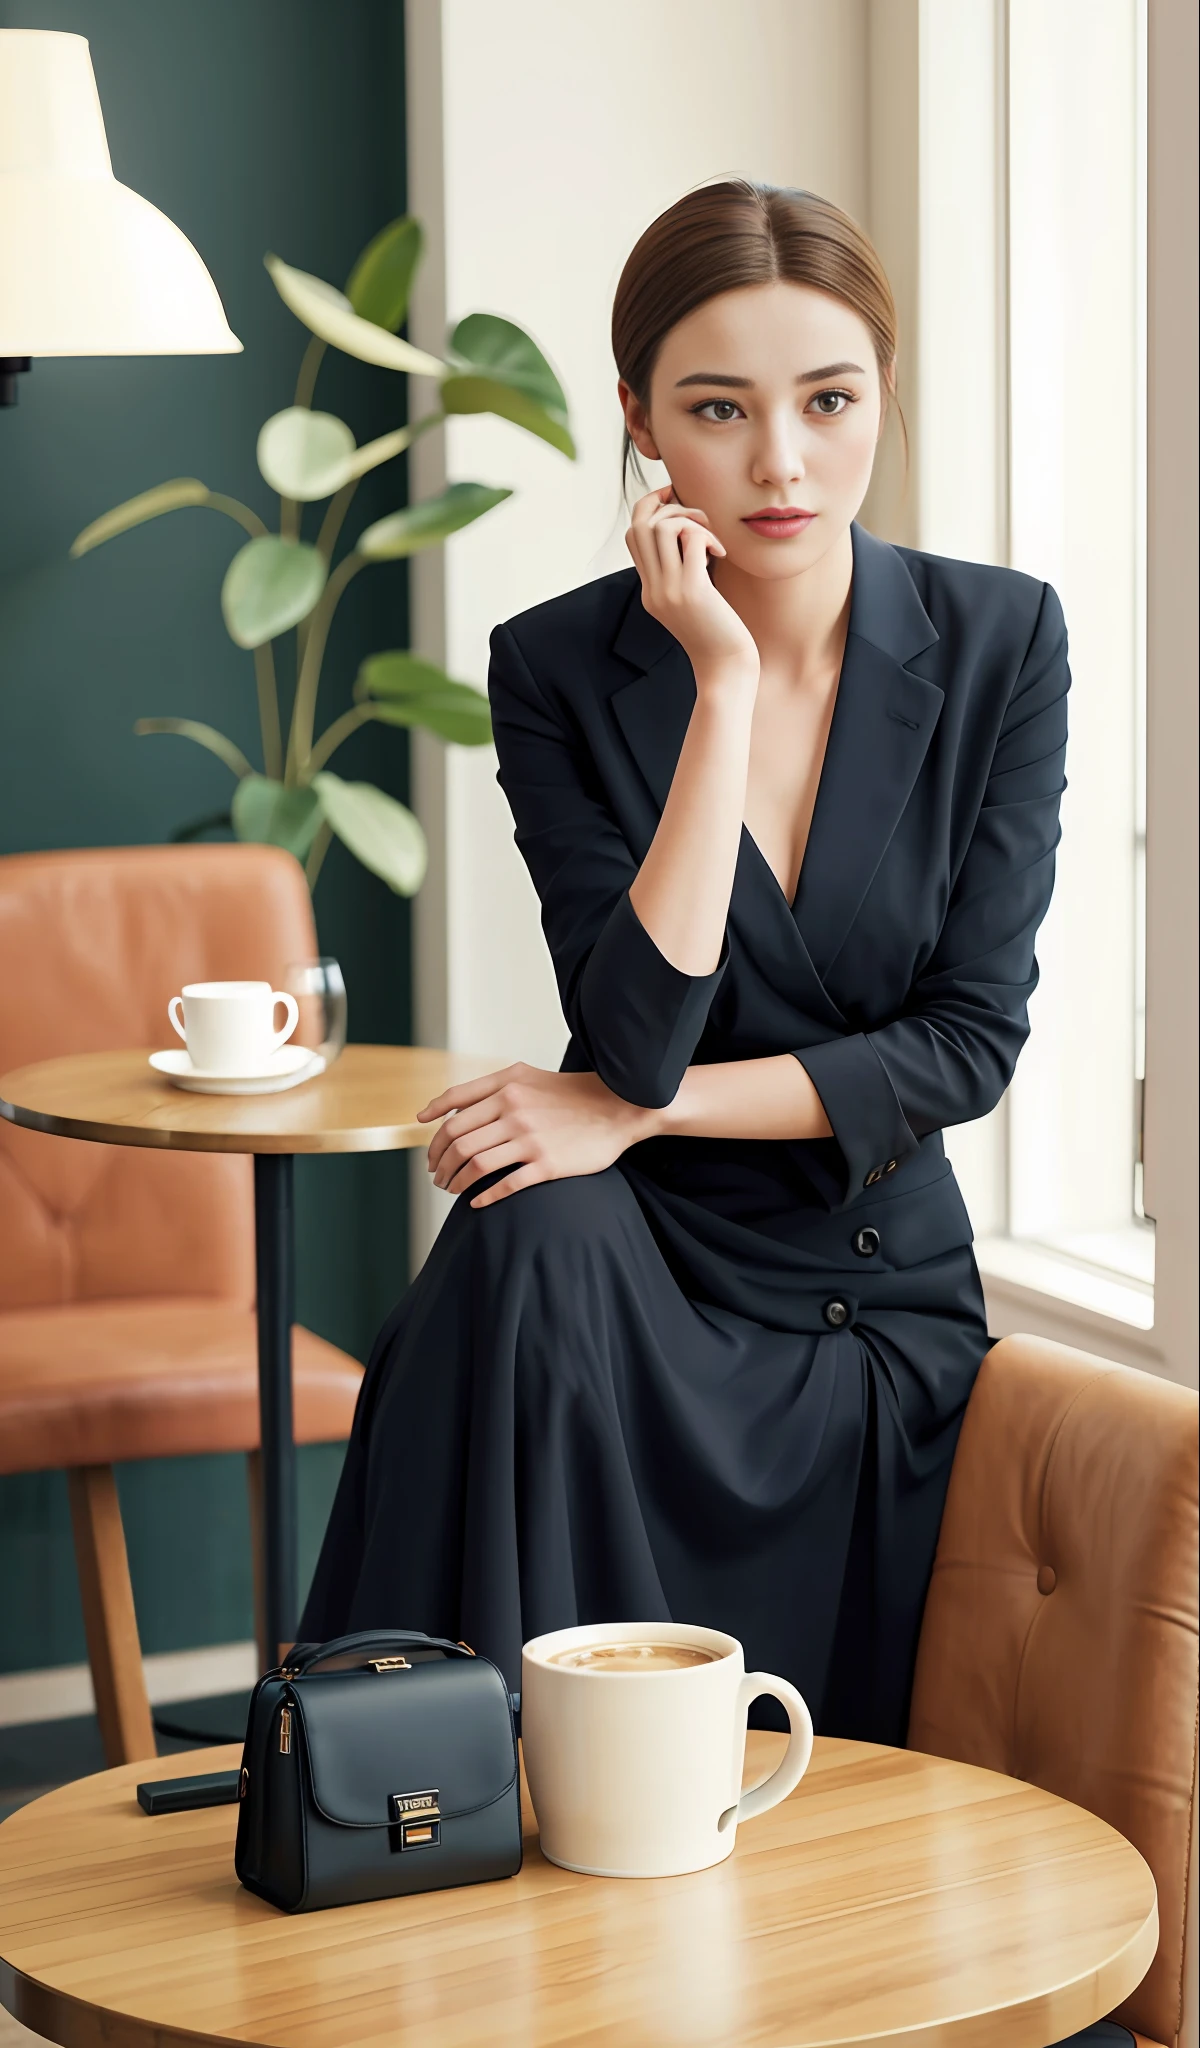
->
[0, 1733, 1156, 2048]
[0, 1045, 495, 1661]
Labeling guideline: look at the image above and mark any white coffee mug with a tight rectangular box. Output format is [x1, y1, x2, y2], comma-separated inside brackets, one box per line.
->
[167, 980, 299, 1074]
[521, 1621, 813, 1878]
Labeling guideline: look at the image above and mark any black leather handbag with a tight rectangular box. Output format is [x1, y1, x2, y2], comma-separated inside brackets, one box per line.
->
[234, 1630, 522, 1912]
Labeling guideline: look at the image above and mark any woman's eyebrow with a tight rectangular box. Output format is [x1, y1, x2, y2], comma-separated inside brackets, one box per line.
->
[674, 362, 866, 388]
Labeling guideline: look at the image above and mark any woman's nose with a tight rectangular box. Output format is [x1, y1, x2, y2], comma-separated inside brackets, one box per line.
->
[752, 420, 807, 489]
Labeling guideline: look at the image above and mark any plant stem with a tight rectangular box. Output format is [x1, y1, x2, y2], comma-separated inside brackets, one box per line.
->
[205, 493, 269, 540]
[316, 478, 359, 563]
[172, 810, 234, 843]
[286, 551, 365, 783]
[253, 643, 284, 780]
[306, 702, 377, 776]
[279, 495, 300, 542]
[294, 336, 326, 410]
[304, 818, 334, 892]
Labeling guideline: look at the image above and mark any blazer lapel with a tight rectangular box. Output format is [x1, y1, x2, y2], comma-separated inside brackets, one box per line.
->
[794, 526, 943, 979]
[606, 523, 944, 987]
[609, 591, 696, 817]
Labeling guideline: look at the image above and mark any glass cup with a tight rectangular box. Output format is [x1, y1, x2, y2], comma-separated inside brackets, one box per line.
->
[283, 957, 347, 1073]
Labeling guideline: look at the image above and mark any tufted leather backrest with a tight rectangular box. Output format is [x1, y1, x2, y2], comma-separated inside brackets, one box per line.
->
[0, 844, 318, 1312]
[908, 1333, 1199, 2048]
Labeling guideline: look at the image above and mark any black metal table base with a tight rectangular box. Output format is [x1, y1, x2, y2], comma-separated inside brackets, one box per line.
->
[253, 1154, 296, 1665]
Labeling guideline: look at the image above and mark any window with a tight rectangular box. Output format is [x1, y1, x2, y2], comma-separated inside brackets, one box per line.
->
[920, 0, 1151, 1325]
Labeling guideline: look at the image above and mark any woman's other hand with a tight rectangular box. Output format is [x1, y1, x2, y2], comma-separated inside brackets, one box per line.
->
[416, 1064, 657, 1207]
[626, 484, 759, 686]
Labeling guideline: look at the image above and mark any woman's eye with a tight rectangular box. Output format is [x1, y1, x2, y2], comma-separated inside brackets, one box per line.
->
[808, 388, 854, 417]
[691, 398, 743, 423]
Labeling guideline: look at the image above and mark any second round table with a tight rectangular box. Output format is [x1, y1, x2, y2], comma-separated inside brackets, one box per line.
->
[0, 1043, 498, 1660]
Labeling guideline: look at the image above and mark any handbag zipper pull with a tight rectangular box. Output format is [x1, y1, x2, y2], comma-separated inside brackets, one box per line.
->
[279, 1704, 292, 1755]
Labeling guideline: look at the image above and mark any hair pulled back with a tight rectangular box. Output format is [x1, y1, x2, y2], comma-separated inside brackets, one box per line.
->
[611, 178, 901, 503]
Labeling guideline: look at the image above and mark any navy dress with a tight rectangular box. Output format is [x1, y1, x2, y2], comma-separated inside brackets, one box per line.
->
[300, 521, 1070, 1747]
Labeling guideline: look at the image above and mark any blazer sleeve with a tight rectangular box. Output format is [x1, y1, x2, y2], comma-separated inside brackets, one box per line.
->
[797, 579, 1070, 1205]
[488, 618, 729, 1106]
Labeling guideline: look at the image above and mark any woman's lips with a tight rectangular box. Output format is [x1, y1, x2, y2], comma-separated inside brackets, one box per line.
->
[741, 511, 815, 538]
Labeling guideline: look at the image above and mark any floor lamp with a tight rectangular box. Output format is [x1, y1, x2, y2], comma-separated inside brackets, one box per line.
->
[0, 27, 240, 402]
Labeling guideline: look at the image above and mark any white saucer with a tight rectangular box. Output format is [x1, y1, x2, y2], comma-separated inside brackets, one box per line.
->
[149, 1047, 327, 1095]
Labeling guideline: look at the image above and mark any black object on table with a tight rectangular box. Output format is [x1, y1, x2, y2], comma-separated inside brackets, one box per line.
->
[137, 1769, 241, 1815]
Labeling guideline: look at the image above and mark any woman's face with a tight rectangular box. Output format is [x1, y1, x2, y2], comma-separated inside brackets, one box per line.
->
[619, 280, 890, 577]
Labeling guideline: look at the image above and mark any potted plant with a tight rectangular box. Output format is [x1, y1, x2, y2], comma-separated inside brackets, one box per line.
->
[70, 215, 576, 895]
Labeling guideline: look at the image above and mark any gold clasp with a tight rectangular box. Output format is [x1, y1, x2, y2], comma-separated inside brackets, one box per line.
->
[390, 1788, 441, 1849]
[369, 1656, 412, 1673]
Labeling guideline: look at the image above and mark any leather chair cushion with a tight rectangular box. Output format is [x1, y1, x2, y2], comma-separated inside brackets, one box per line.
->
[908, 1335, 1199, 2048]
[0, 1299, 363, 1472]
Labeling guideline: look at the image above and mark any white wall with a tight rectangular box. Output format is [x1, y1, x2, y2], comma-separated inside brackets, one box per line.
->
[405, 0, 869, 1260]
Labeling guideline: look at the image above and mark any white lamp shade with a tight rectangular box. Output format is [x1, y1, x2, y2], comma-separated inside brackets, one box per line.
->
[0, 29, 241, 356]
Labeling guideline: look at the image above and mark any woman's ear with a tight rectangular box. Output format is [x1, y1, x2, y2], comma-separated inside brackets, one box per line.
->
[618, 377, 661, 464]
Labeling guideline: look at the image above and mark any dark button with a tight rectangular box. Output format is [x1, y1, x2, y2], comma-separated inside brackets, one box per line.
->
[884, 1158, 898, 1174]
[863, 1167, 883, 1187]
[1036, 1564, 1056, 1596]
[823, 1298, 850, 1328]
[853, 1227, 881, 1258]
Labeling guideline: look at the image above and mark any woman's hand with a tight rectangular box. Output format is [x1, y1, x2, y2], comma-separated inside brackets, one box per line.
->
[417, 1064, 657, 1208]
[626, 484, 760, 686]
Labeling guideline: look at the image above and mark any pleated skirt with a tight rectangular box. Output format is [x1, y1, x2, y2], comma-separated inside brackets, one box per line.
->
[298, 1164, 991, 1745]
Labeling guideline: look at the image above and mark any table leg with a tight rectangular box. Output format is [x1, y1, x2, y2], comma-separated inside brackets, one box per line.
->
[253, 1153, 296, 1667]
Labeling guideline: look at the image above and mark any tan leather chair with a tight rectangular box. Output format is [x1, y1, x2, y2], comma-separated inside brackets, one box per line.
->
[909, 1333, 1199, 2048]
[0, 845, 364, 1766]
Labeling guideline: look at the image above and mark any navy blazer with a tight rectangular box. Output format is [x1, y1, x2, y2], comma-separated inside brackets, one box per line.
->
[487, 520, 1069, 1215]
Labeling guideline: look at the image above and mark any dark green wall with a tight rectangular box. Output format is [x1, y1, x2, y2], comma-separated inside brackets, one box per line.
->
[0, 0, 415, 1670]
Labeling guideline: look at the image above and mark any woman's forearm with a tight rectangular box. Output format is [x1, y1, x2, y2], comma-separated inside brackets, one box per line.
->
[646, 1053, 833, 1143]
[627, 665, 757, 975]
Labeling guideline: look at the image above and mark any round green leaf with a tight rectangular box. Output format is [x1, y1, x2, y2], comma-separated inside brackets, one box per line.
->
[221, 537, 327, 649]
[357, 483, 512, 561]
[231, 776, 324, 860]
[257, 408, 355, 501]
[311, 772, 428, 895]
[345, 215, 423, 332]
[265, 255, 445, 377]
[447, 313, 567, 411]
[371, 695, 493, 746]
[356, 651, 471, 700]
[70, 479, 210, 557]
[354, 651, 492, 744]
[441, 374, 575, 458]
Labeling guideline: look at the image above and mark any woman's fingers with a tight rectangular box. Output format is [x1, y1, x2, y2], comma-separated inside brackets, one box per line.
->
[469, 1162, 543, 1209]
[443, 1138, 528, 1196]
[417, 1064, 521, 1122]
[426, 1093, 506, 1172]
[432, 1112, 530, 1186]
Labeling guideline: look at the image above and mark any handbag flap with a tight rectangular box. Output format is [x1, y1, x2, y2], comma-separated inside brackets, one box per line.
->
[291, 1657, 517, 1828]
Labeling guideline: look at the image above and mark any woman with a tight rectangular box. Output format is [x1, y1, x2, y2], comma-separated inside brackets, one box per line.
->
[300, 180, 1069, 1747]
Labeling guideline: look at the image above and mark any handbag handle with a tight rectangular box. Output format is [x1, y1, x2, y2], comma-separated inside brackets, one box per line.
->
[282, 1629, 476, 1676]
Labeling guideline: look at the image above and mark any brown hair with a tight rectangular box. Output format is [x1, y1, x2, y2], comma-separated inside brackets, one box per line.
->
[612, 178, 904, 502]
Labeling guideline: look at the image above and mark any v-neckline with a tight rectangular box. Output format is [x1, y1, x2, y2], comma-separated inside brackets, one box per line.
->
[741, 821, 806, 918]
[743, 642, 851, 920]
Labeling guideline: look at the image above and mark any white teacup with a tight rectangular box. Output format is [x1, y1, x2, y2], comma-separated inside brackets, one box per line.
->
[521, 1621, 813, 1878]
[167, 980, 299, 1075]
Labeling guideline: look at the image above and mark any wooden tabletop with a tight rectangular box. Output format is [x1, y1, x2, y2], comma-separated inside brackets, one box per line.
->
[0, 1044, 499, 1155]
[0, 1734, 1156, 2048]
